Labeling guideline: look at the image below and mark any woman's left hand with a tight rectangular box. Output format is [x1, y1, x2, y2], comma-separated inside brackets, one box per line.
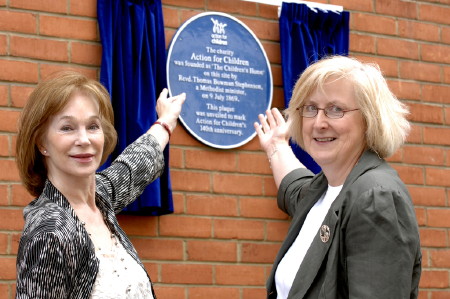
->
[155, 88, 186, 132]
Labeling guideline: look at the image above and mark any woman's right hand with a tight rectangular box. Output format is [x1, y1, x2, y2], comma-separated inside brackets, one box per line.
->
[254, 108, 303, 187]
[254, 108, 290, 156]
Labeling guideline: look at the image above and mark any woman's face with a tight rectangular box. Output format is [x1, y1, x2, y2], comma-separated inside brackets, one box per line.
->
[40, 93, 104, 181]
[302, 76, 366, 173]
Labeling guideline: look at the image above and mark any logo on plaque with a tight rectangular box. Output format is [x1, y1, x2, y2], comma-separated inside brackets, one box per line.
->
[167, 12, 273, 149]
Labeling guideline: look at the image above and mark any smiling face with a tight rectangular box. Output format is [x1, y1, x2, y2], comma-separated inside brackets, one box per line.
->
[302, 76, 366, 175]
[40, 93, 105, 182]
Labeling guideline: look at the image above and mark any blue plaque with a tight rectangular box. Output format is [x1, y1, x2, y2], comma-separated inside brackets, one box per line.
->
[167, 12, 273, 149]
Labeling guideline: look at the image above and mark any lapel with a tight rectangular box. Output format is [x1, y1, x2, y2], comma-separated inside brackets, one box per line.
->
[267, 172, 328, 296]
[288, 208, 339, 298]
[277, 171, 328, 259]
[267, 151, 384, 298]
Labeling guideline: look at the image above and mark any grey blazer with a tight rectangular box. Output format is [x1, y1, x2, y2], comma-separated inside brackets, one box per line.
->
[267, 151, 422, 299]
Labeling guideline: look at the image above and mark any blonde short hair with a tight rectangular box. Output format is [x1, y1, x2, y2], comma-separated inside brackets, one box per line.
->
[284, 56, 410, 159]
[16, 71, 117, 197]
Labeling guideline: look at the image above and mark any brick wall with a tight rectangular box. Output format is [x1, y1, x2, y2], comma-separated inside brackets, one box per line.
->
[0, 0, 449, 298]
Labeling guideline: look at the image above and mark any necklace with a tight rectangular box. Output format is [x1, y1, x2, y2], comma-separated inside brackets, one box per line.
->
[81, 221, 117, 252]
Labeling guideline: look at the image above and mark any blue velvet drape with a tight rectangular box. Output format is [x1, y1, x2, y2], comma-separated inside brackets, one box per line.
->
[97, 0, 173, 215]
[279, 2, 350, 174]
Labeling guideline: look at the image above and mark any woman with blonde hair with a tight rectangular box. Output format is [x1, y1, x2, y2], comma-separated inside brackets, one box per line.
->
[15, 71, 185, 298]
[255, 56, 421, 298]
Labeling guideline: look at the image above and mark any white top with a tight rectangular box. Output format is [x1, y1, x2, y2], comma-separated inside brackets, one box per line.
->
[275, 184, 343, 299]
[90, 236, 154, 299]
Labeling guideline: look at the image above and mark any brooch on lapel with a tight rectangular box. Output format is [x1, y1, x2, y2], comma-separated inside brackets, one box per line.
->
[320, 224, 330, 243]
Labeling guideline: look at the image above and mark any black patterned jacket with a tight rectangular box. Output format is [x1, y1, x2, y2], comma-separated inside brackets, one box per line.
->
[16, 133, 164, 299]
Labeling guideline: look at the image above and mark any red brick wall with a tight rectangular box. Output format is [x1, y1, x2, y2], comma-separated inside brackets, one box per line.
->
[0, 0, 449, 298]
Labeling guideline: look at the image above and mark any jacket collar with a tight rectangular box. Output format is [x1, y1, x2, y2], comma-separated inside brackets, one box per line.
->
[25, 179, 115, 236]
[24, 180, 76, 219]
[42, 179, 72, 208]
[343, 150, 383, 188]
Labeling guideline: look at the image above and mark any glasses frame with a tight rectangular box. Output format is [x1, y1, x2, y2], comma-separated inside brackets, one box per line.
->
[296, 105, 360, 119]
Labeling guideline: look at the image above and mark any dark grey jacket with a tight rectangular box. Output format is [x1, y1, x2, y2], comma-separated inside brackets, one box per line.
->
[16, 133, 164, 299]
[267, 150, 422, 299]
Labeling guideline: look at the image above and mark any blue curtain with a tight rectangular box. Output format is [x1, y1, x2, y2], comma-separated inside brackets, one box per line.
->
[279, 2, 350, 174]
[97, 0, 173, 215]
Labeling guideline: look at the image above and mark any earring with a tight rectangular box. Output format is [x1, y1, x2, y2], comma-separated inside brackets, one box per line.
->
[43, 150, 47, 154]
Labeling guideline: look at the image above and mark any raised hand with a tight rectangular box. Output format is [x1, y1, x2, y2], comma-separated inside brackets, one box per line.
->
[254, 108, 290, 156]
[155, 88, 186, 132]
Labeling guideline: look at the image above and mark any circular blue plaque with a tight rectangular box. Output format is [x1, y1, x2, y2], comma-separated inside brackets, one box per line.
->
[167, 12, 273, 149]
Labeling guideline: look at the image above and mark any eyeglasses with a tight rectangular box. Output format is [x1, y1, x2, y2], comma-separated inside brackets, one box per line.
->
[297, 105, 360, 119]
